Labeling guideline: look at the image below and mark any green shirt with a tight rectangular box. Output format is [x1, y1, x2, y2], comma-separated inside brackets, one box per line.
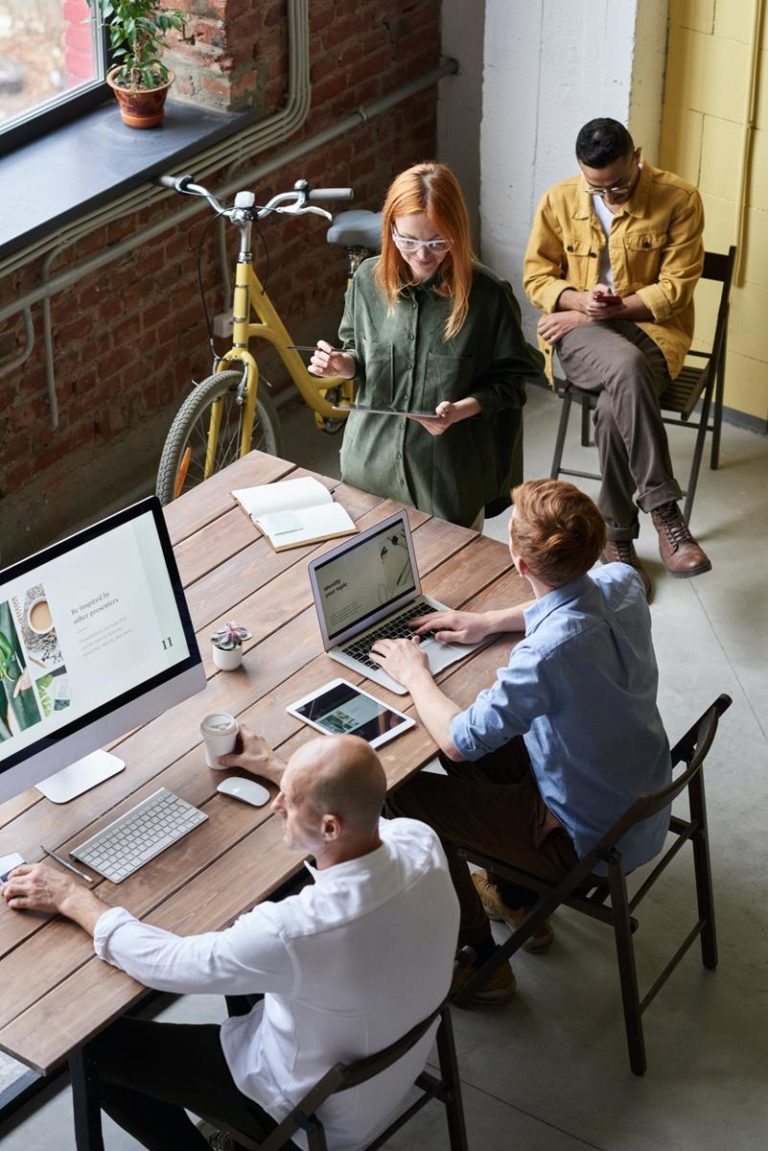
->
[338, 259, 544, 527]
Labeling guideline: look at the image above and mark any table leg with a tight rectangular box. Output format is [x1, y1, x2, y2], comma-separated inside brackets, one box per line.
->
[70, 1047, 105, 1151]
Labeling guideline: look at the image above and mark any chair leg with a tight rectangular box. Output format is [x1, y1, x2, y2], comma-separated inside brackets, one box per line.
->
[710, 330, 727, 470]
[682, 373, 715, 525]
[436, 1010, 469, 1151]
[580, 394, 592, 447]
[550, 390, 573, 480]
[606, 860, 647, 1076]
[689, 774, 718, 969]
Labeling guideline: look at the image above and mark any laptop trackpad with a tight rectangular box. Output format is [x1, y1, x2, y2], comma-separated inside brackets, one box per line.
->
[424, 639, 470, 673]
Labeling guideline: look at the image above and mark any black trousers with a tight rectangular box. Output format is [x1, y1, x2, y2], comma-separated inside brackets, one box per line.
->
[87, 1015, 288, 1150]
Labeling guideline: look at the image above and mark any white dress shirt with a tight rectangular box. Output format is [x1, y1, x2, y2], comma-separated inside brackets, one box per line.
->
[93, 818, 459, 1150]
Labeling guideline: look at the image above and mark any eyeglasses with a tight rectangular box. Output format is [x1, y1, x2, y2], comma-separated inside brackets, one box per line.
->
[587, 179, 635, 199]
[391, 228, 452, 253]
[585, 157, 642, 199]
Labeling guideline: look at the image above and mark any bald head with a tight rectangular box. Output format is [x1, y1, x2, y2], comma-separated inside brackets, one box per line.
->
[286, 735, 387, 833]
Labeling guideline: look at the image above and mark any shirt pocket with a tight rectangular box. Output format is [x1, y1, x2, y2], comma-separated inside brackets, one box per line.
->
[562, 235, 599, 281]
[623, 231, 668, 285]
[421, 353, 476, 407]
[360, 346, 395, 405]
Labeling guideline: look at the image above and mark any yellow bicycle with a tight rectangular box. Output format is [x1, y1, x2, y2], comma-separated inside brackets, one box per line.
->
[155, 175, 380, 504]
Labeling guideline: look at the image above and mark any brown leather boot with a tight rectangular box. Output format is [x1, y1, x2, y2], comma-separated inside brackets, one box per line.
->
[600, 539, 652, 600]
[651, 502, 712, 577]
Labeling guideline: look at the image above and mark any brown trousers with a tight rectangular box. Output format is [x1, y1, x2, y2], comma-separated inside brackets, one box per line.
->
[387, 738, 578, 947]
[555, 319, 683, 538]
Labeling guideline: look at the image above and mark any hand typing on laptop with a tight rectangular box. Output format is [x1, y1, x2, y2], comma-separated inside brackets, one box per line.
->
[407, 609, 501, 646]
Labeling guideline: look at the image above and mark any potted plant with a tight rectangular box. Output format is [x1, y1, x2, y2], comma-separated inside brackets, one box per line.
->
[87, 0, 186, 128]
[211, 621, 251, 671]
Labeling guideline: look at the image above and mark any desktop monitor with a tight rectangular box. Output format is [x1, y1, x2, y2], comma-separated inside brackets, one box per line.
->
[0, 496, 206, 804]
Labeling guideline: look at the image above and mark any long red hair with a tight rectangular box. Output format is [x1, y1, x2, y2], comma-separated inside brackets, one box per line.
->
[375, 162, 473, 340]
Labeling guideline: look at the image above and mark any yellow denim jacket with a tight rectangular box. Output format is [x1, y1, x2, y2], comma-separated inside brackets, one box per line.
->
[523, 162, 704, 382]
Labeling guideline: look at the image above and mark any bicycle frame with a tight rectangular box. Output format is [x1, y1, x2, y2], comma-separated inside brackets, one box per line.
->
[209, 213, 354, 470]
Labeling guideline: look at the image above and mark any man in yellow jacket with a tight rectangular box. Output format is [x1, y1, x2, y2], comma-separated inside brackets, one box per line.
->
[524, 117, 711, 596]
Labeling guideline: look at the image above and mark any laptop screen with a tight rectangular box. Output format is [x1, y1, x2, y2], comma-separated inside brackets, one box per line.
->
[309, 513, 420, 645]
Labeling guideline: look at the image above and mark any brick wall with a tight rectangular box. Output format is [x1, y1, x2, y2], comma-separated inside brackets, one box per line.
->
[0, 0, 441, 561]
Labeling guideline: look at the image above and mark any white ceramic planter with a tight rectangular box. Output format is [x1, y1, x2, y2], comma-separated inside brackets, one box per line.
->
[212, 644, 243, 671]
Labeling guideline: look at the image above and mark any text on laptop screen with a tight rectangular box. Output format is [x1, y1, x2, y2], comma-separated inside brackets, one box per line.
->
[0, 503, 194, 771]
[313, 520, 418, 642]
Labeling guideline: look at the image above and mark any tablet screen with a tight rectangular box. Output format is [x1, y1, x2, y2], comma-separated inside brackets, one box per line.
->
[287, 680, 414, 748]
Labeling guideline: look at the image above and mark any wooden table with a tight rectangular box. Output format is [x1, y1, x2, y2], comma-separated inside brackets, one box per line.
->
[0, 450, 530, 1137]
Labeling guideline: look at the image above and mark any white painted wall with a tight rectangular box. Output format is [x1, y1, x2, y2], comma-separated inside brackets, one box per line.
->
[437, 0, 486, 246]
[438, 0, 669, 337]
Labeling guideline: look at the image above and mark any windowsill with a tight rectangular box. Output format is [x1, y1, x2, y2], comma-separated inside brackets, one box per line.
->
[0, 98, 258, 263]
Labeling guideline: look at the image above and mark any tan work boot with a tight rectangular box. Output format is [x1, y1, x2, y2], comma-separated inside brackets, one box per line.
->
[473, 871, 554, 953]
[600, 538, 652, 600]
[451, 955, 517, 1005]
[651, 502, 712, 577]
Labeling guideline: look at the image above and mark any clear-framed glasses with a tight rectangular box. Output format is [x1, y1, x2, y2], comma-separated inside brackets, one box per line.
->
[391, 228, 452, 253]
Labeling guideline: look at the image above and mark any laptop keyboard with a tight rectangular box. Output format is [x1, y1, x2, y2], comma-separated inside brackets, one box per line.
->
[71, 788, 208, 884]
[342, 601, 438, 670]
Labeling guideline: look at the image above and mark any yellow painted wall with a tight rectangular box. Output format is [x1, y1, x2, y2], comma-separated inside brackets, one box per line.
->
[660, 0, 768, 422]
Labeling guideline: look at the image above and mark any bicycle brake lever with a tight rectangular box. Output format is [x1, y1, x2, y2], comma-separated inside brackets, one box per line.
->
[276, 205, 333, 221]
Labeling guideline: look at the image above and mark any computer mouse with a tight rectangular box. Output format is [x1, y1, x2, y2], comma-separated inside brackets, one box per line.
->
[216, 776, 271, 807]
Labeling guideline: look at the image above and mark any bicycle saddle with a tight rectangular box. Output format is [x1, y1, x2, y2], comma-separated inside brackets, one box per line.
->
[326, 210, 382, 251]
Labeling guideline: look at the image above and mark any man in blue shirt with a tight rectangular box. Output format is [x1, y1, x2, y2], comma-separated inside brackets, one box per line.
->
[374, 479, 671, 1004]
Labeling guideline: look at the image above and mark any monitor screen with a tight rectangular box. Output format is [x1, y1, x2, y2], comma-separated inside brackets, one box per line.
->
[0, 497, 205, 804]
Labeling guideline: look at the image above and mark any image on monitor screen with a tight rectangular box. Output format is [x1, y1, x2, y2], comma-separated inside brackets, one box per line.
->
[0, 497, 206, 804]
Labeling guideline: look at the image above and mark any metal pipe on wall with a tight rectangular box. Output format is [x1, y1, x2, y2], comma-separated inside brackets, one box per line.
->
[733, 0, 766, 286]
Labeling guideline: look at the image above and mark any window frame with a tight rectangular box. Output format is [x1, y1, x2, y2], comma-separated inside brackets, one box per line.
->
[1, 7, 112, 151]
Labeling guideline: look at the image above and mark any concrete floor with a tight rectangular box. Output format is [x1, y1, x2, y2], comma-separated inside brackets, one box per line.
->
[2, 385, 767, 1149]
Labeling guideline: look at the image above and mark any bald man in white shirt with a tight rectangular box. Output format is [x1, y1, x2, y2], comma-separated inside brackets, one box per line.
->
[3, 732, 459, 1151]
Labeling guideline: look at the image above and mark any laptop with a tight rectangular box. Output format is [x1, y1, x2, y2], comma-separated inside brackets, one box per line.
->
[307, 509, 487, 695]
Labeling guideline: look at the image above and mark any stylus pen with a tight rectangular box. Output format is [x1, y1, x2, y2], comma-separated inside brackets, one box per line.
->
[40, 844, 93, 884]
[286, 344, 342, 353]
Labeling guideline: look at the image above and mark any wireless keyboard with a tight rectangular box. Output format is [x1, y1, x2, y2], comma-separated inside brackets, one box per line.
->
[71, 787, 207, 884]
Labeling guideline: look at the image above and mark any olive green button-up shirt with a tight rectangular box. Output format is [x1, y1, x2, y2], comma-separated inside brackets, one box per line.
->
[524, 161, 704, 382]
[338, 259, 544, 527]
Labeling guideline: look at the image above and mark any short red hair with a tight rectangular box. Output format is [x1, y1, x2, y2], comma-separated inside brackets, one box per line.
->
[510, 480, 606, 586]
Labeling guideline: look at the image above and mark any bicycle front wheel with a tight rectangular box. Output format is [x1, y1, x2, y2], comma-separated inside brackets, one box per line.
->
[156, 371, 283, 504]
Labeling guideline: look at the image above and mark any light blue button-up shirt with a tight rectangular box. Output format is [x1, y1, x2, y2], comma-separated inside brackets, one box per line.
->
[451, 565, 671, 871]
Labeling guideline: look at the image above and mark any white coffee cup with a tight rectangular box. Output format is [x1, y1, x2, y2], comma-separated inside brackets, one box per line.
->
[200, 712, 239, 769]
[27, 596, 54, 635]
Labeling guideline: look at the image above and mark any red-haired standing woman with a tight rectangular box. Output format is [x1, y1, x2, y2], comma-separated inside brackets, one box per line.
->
[310, 162, 543, 528]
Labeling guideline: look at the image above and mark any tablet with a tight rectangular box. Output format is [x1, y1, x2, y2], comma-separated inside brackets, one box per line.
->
[286, 679, 415, 749]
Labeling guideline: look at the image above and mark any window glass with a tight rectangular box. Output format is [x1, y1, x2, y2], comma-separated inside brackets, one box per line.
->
[0, 0, 103, 137]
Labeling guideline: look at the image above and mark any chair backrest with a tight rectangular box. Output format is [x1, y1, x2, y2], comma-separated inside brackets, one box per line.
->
[227, 1002, 451, 1151]
[698, 246, 736, 367]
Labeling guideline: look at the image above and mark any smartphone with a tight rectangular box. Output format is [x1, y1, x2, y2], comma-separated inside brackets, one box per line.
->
[594, 291, 622, 305]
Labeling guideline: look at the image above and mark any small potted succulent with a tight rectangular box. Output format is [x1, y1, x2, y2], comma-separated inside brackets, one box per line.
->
[211, 621, 252, 671]
[87, 0, 186, 128]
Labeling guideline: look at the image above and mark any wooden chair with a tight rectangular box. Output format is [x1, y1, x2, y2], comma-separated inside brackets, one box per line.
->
[549, 247, 737, 526]
[451, 694, 732, 1076]
[208, 1001, 468, 1151]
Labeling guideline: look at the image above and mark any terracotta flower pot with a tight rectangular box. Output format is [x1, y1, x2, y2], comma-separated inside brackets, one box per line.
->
[106, 67, 174, 129]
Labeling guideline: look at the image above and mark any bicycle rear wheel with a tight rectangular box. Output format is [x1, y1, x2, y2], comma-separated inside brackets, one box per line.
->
[156, 371, 282, 504]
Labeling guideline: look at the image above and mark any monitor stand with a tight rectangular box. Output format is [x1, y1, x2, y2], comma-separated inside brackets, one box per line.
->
[36, 750, 125, 804]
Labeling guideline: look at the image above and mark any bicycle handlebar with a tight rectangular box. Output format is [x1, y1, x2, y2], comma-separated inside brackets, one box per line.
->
[307, 188, 354, 202]
[156, 174, 353, 218]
